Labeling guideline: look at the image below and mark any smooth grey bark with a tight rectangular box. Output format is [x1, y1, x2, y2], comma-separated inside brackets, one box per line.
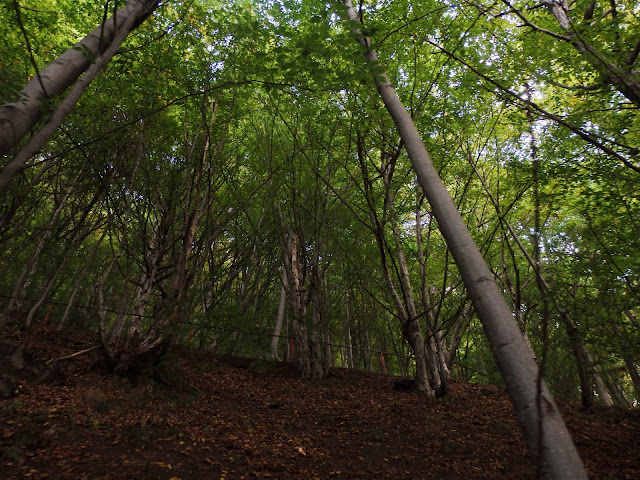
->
[0, 0, 161, 193]
[0, 0, 160, 156]
[341, 2, 587, 478]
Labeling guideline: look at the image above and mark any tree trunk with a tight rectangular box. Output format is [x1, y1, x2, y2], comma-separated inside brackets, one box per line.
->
[357, 134, 434, 395]
[57, 231, 107, 330]
[292, 312, 312, 378]
[96, 249, 121, 368]
[4, 173, 79, 314]
[593, 368, 614, 407]
[614, 319, 640, 401]
[344, 326, 354, 368]
[0, 0, 161, 192]
[540, 0, 640, 108]
[467, 137, 610, 408]
[270, 269, 287, 361]
[447, 304, 474, 372]
[416, 192, 448, 395]
[24, 233, 86, 329]
[286, 232, 330, 380]
[310, 287, 329, 379]
[0, 0, 160, 155]
[340, 2, 587, 477]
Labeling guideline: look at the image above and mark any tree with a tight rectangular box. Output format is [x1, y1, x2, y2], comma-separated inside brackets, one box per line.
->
[339, 1, 587, 477]
[506, 0, 640, 108]
[1, 3, 637, 477]
[0, 0, 161, 190]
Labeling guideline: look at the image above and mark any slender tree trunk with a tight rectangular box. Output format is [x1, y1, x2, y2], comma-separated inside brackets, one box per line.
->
[58, 231, 107, 330]
[24, 232, 88, 329]
[5, 173, 80, 313]
[501, 262, 536, 358]
[311, 285, 328, 379]
[96, 249, 121, 368]
[270, 269, 287, 361]
[129, 247, 161, 340]
[613, 320, 640, 401]
[285, 232, 330, 379]
[344, 326, 354, 369]
[388, 206, 431, 389]
[0, 0, 160, 155]
[593, 368, 614, 407]
[416, 192, 448, 394]
[468, 142, 612, 407]
[288, 232, 311, 377]
[344, 302, 355, 369]
[109, 290, 135, 346]
[357, 135, 434, 395]
[340, 2, 587, 477]
[446, 304, 474, 371]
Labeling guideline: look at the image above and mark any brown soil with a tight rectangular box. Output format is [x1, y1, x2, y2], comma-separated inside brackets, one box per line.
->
[1, 326, 638, 479]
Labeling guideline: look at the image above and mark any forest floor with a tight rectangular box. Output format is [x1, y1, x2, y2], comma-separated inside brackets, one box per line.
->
[1, 326, 638, 480]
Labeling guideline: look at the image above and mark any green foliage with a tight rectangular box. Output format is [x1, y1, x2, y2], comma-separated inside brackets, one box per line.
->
[1, 0, 638, 405]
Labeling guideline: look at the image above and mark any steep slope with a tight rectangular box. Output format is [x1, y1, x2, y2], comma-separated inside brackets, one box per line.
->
[0, 327, 638, 479]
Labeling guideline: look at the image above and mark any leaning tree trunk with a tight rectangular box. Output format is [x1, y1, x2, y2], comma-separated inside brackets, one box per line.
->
[340, 2, 587, 478]
[0, 0, 161, 191]
[0, 0, 160, 155]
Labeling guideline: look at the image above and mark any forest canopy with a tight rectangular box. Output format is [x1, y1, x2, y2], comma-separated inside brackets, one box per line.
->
[0, 0, 638, 434]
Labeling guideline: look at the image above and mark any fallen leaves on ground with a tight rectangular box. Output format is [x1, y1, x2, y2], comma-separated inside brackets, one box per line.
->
[1, 327, 638, 479]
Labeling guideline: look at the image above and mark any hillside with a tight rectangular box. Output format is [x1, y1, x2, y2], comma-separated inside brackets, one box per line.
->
[1, 327, 638, 479]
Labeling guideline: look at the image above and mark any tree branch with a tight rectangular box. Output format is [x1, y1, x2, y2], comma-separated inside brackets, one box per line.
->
[429, 41, 640, 173]
[500, 0, 571, 42]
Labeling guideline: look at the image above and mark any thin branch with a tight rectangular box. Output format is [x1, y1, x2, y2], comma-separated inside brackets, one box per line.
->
[429, 41, 640, 173]
[500, 0, 571, 42]
[30, 80, 316, 165]
[48, 345, 101, 364]
[626, 37, 640, 66]
[546, 78, 608, 91]
[117, 0, 197, 54]
[12, 0, 47, 96]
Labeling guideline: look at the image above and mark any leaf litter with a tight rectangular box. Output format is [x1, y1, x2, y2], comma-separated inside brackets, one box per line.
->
[1, 326, 638, 479]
